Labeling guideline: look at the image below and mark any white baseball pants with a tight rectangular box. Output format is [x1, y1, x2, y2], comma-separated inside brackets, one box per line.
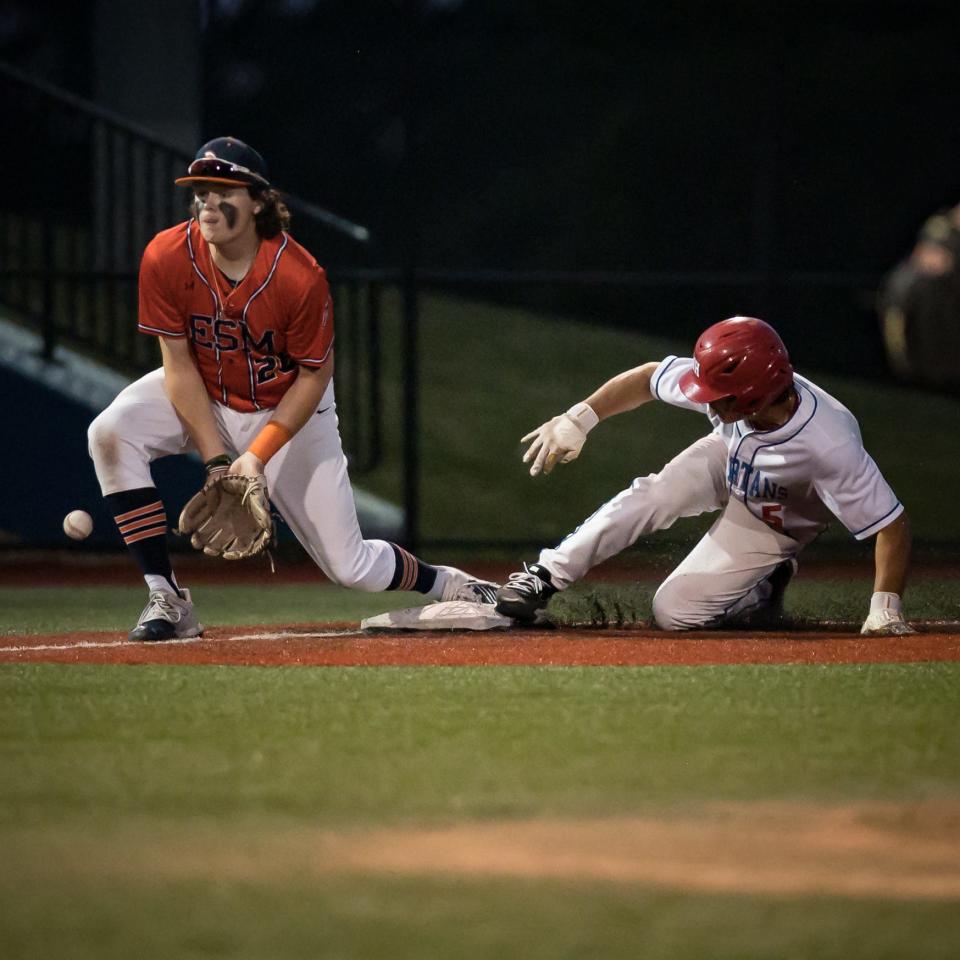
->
[537, 433, 800, 630]
[87, 368, 397, 591]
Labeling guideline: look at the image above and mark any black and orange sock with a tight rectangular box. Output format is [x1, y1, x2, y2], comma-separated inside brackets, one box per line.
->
[386, 543, 438, 594]
[105, 487, 179, 594]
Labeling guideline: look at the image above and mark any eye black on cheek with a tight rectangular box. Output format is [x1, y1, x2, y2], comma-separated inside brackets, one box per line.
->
[219, 201, 239, 229]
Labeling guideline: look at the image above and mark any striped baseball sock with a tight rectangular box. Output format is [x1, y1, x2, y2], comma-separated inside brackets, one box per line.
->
[105, 487, 181, 597]
[386, 543, 439, 594]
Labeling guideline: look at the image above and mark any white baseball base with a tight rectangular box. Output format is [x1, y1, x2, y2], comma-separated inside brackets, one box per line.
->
[362, 601, 515, 632]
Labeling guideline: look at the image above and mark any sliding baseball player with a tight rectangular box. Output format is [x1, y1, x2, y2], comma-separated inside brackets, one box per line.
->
[495, 316, 914, 635]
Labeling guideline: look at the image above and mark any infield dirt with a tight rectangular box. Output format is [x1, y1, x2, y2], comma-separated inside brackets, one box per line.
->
[12, 800, 960, 901]
[2, 623, 959, 666]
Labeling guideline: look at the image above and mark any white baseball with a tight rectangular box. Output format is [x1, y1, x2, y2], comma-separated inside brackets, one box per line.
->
[63, 509, 94, 540]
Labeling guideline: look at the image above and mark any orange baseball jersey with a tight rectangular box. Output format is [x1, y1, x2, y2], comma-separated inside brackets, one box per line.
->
[137, 220, 334, 412]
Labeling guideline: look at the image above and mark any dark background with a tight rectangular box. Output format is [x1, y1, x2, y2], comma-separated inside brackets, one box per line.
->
[3, 0, 959, 371]
[199, 1, 960, 274]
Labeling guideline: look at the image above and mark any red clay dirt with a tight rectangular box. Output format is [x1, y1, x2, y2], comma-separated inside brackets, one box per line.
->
[2, 623, 959, 667]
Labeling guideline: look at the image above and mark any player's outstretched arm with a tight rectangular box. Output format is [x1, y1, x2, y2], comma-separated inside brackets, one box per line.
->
[160, 337, 229, 464]
[861, 512, 915, 635]
[521, 361, 659, 476]
[583, 361, 661, 420]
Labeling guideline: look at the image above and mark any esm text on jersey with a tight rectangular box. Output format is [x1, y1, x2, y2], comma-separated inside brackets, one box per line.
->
[189, 314, 295, 384]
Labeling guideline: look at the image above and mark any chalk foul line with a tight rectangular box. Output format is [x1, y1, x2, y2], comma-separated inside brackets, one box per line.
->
[0, 629, 363, 654]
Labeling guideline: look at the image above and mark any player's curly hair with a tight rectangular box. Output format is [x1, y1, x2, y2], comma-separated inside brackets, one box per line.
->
[253, 188, 291, 238]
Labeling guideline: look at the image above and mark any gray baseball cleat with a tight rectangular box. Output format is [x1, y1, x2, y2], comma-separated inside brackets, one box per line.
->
[452, 580, 501, 604]
[129, 588, 204, 642]
[437, 566, 500, 604]
[495, 563, 558, 623]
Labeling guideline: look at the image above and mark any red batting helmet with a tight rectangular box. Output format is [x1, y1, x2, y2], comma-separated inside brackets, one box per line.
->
[679, 316, 794, 416]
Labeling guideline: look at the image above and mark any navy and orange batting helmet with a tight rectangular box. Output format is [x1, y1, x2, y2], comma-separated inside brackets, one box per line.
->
[679, 316, 794, 416]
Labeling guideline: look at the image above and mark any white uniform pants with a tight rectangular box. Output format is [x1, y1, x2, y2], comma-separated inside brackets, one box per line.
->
[87, 368, 396, 591]
[537, 434, 800, 630]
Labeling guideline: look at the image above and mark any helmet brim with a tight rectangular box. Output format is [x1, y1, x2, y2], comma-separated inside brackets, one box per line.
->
[175, 175, 262, 189]
[678, 368, 732, 404]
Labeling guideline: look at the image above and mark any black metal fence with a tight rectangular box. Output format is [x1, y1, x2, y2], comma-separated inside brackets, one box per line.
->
[0, 65, 188, 369]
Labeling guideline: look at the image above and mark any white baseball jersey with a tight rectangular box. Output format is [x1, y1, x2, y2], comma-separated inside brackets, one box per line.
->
[651, 357, 903, 545]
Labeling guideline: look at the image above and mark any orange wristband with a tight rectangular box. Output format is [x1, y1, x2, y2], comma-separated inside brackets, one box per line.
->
[248, 422, 293, 465]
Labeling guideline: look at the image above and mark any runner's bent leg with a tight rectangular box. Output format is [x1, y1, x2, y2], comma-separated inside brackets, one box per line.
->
[538, 433, 729, 588]
[651, 498, 800, 630]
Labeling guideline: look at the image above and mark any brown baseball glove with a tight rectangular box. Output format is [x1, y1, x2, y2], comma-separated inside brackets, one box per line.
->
[177, 473, 275, 560]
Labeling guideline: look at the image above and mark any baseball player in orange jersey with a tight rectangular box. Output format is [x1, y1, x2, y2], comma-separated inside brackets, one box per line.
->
[88, 137, 497, 641]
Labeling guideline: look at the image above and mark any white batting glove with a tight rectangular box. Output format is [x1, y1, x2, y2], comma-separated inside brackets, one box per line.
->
[522, 402, 599, 476]
[860, 592, 917, 636]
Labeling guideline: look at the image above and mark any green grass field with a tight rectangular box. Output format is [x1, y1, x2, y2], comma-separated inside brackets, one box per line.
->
[2, 577, 960, 958]
[1, 573, 958, 635]
[2, 658, 959, 959]
[3, 292, 958, 957]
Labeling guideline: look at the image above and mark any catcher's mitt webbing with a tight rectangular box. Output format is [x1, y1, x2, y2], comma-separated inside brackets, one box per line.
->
[177, 474, 275, 560]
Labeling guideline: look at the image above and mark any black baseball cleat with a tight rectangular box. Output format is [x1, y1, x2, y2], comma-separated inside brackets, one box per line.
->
[767, 557, 798, 615]
[495, 563, 558, 623]
[729, 558, 799, 629]
[128, 588, 204, 642]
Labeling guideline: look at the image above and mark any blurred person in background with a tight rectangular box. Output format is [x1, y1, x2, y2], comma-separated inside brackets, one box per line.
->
[879, 202, 960, 390]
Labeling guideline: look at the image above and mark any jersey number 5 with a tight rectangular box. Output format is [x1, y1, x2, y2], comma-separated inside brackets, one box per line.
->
[762, 503, 784, 530]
